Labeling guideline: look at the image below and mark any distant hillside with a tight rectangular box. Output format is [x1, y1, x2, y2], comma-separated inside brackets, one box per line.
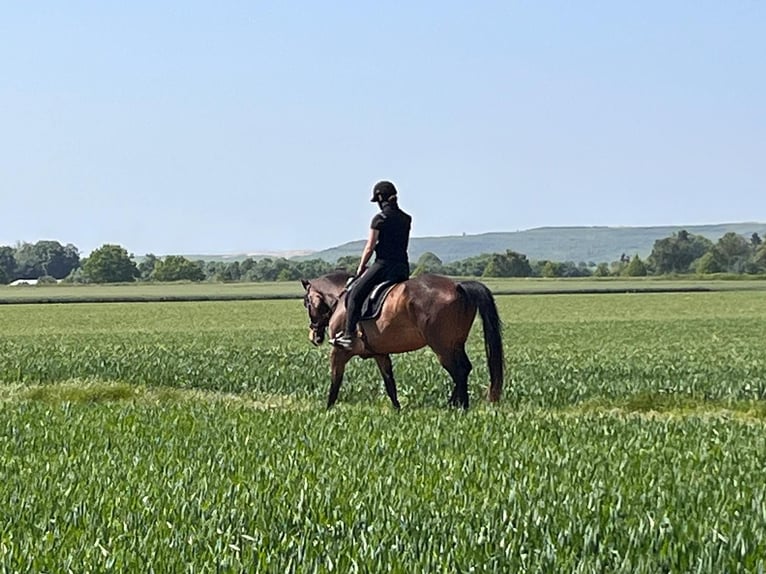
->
[298, 223, 766, 264]
[178, 250, 314, 263]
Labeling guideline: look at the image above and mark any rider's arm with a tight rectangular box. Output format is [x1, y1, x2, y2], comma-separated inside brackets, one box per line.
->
[357, 228, 379, 276]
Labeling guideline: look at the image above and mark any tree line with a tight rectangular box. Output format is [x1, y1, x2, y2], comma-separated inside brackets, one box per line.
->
[1, 230, 764, 285]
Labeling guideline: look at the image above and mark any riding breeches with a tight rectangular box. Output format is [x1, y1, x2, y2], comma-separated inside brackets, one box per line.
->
[344, 261, 409, 335]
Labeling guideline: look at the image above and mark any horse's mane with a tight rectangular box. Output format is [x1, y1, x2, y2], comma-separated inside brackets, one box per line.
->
[324, 269, 354, 286]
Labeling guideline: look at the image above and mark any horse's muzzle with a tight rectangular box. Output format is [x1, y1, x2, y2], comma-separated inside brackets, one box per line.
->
[309, 327, 325, 346]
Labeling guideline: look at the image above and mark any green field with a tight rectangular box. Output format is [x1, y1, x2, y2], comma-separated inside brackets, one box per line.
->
[1, 290, 765, 571]
[2, 276, 765, 305]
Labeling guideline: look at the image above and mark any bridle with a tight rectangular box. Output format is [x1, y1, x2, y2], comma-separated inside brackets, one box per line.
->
[304, 288, 339, 333]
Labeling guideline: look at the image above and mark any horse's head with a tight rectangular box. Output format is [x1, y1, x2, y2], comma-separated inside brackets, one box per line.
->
[300, 272, 352, 346]
[300, 278, 335, 345]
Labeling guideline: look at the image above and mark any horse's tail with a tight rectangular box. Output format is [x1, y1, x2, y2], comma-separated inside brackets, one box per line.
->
[457, 281, 504, 402]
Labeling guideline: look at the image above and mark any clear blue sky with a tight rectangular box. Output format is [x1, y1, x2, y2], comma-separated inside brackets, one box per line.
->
[2, 2, 764, 256]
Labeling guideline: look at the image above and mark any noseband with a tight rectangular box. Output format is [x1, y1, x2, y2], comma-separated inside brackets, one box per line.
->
[304, 290, 339, 331]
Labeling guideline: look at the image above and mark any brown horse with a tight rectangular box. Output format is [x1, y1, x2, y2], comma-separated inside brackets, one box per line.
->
[300, 270, 504, 409]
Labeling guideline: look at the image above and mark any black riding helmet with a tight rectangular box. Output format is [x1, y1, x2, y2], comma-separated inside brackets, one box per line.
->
[370, 180, 397, 203]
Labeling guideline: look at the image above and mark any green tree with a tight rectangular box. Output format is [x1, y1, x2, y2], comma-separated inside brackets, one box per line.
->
[205, 261, 226, 280]
[482, 253, 511, 277]
[694, 252, 722, 274]
[219, 261, 242, 282]
[594, 262, 610, 277]
[754, 243, 766, 272]
[623, 255, 647, 276]
[443, 254, 492, 277]
[541, 261, 561, 278]
[648, 231, 713, 274]
[276, 266, 301, 281]
[295, 259, 333, 280]
[0, 246, 15, 283]
[713, 232, 751, 273]
[12, 242, 39, 278]
[12, 240, 79, 279]
[481, 250, 532, 278]
[335, 255, 362, 274]
[413, 252, 443, 276]
[505, 251, 533, 277]
[138, 254, 158, 280]
[82, 244, 139, 283]
[153, 256, 205, 282]
[240, 258, 256, 275]
[558, 261, 591, 277]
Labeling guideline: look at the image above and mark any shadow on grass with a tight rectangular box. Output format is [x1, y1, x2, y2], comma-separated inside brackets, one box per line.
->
[573, 391, 766, 420]
[20, 381, 138, 404]
[9, 380, 317, 411]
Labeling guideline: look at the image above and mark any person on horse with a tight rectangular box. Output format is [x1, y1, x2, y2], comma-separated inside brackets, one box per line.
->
[331, 180, 412, 349]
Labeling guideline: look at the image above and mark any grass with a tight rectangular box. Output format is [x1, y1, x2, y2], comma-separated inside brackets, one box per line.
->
[1, 289, 765, 570]
[2, 276, 766, 305]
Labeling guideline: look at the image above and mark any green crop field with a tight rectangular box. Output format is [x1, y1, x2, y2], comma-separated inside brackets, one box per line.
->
[1, 291, 765, 571]
[2, 276, 765, 305]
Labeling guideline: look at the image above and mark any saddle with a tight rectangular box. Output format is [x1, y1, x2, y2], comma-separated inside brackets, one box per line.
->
[358, 281, 398, 321]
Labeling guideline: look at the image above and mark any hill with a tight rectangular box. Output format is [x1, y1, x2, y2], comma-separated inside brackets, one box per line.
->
[298, 222, 766, 264]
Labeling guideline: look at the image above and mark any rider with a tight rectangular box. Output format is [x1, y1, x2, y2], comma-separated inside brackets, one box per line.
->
[332, 180, 412, 349]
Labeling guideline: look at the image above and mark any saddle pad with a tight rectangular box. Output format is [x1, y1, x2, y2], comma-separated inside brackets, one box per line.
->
[360, 281, 398, 321]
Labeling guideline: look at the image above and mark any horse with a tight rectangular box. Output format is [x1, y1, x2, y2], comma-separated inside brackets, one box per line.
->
[300, 270, 504, 409]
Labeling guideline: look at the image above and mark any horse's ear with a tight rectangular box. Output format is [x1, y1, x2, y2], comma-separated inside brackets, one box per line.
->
[300, 279, 310, 290]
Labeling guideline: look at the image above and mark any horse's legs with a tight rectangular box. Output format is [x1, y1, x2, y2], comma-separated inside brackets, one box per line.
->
[328, 348, 352, 409]
[374, 354, 400, 410]
[437, 347, 472, 409]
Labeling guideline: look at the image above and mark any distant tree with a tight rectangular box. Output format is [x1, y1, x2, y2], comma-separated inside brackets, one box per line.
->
[754, 243, 766, 272]
[413, 252, 443, 276]
[623, 255, 647, 277]
[0, 246, 15, 283]
[610, 259, 628, 276]
[0, 266, 7, 285]
[204, 261, 225, 280]
[138, 254, 158, 280]
[541, 261, 561, 278]
[648, 231, 713, 274]
[751, 233, 762, 249]
[694, 252, 722, 274]
[294, 259, 333, 280]
[82, 244, 139, 283]
[63, 267, 87, 284]
[505, 251, 533, 277]
[153, 256, 205, 282]
[219, 261, 241, 282]
[713, 232, 751, 273]
[556, 261, 591, 277]
[240, 258, 256, 275]
[482, 253, 512, 278]
[251, 258, 276, 281]
[12, 240, 79, 279]
[43, 241, 80, 279]
[335, 255, 362, 274]
[594, 262, 610, 277]
[276, 266, 301, 281]
[481, 251, 532, 278]
[12, 242, 39, 278]
[443, 254, 492, 277]
[271, 258, 294, 281]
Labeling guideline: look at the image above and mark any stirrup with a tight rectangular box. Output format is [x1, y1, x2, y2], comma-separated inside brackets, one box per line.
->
[331, 333, 354, 349]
